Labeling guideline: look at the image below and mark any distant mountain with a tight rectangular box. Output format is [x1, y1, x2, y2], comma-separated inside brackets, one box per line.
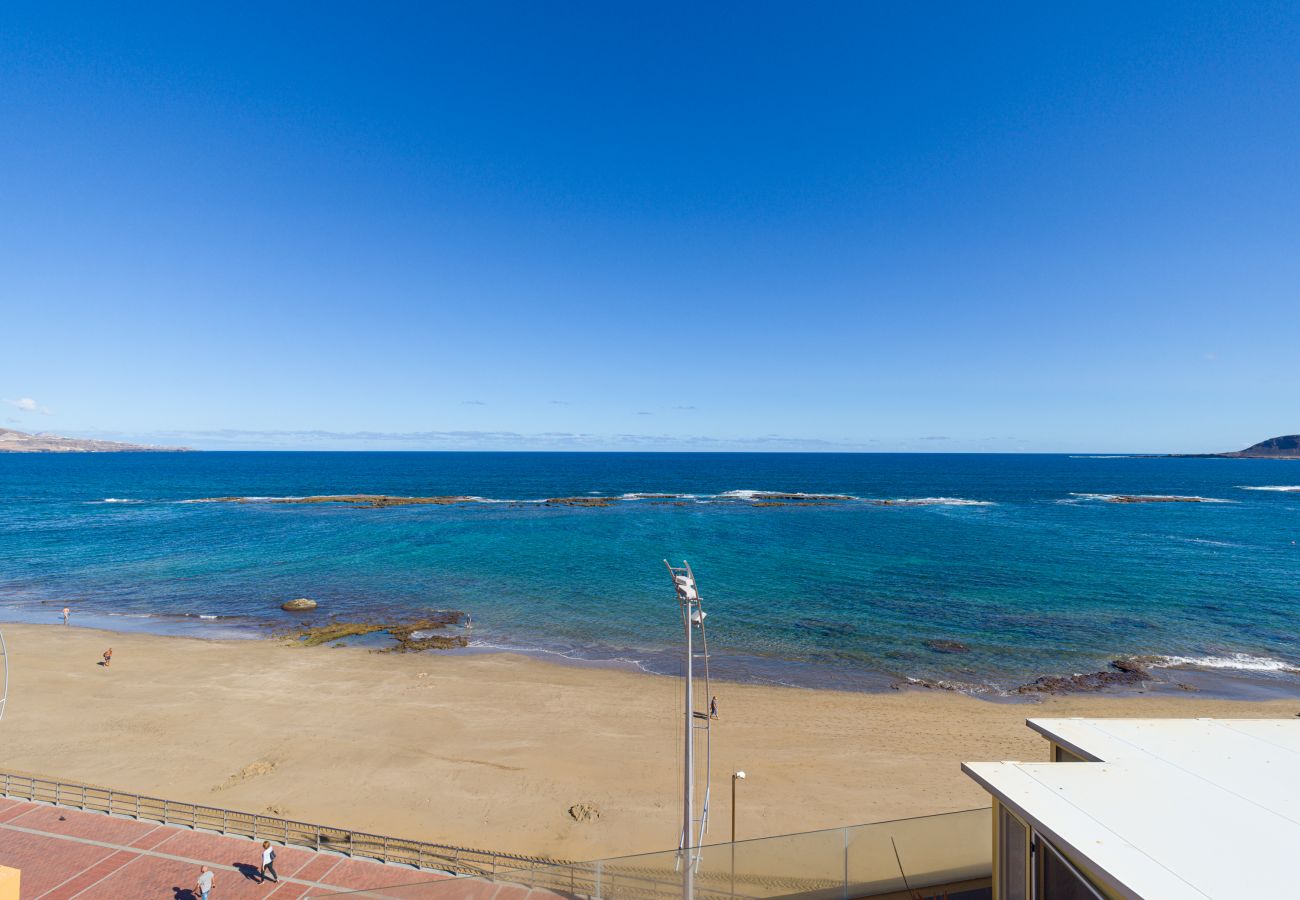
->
[1214, 435, 1300, 458]
[0, 428, 190, 453]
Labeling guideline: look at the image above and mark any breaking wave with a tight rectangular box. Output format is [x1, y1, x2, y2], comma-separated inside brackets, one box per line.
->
[172, 491, 996, 508]
[1150, 653, 1299, 673]
[1238, 485, 1300, 493]
[1063, 493, 1233, 504]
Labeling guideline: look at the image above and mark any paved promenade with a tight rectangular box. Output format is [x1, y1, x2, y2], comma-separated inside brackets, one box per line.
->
[0, 796, 446, 898]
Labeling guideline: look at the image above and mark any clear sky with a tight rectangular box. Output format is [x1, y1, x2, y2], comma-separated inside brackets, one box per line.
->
[2, 3, 1297, 452]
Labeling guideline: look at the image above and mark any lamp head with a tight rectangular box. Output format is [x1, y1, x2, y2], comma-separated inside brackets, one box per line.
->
[735, 770, 746, 780]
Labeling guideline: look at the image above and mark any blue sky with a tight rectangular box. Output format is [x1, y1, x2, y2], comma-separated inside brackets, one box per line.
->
[2, 3, 1297, 452]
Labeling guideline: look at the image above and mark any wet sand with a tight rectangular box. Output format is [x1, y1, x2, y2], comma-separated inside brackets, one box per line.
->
[0, 622, 1295, 861]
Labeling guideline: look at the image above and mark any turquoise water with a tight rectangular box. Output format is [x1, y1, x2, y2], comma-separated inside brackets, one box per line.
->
[1, 452, 1298, 691]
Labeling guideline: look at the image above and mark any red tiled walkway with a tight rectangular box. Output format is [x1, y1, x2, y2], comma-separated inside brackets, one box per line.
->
[0, 797, 447, 898]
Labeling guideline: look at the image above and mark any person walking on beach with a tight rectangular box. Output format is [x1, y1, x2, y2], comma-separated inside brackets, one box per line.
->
[195, 865, 215, 900]
[62, 606, 70, 625]
[101, 647, 112, 668]
[259, 840, 278, 883]
[709, 695, 719, 719]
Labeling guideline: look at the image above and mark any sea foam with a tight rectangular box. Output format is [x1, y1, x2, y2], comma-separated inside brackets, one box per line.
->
[1152, 653, 1299, 673]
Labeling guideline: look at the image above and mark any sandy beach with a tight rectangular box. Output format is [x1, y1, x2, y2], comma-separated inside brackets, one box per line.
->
[0, 622, 1295, 862]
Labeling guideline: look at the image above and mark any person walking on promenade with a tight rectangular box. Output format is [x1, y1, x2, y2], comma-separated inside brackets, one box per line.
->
[260, 840, 278, 883]
[195, 865, 215, 899]
[101, 647, 112, 667]
[62, 606, 70, 625]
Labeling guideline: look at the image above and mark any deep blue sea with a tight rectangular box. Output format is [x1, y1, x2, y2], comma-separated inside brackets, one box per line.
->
[2, 452, 1298, 693]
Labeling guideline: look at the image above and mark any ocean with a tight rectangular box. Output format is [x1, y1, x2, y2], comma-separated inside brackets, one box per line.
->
[1, 451, 1298, 694]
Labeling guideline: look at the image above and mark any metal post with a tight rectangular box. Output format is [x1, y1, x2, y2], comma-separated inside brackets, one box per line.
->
[842, 826, 849, 900]
[682, 590, 694, 900]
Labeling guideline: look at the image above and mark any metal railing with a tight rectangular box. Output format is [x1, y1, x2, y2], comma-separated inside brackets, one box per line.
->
[0, 770, 557, 876]
[319, 807, 994, 899]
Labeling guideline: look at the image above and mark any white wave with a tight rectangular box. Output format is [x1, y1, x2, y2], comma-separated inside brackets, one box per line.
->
[1067, 493, 1233, 503]
[98, 498, 144, 504]
[873, 497, 995, 507]
[619, 492, 696, 500]
[716, 489, 857, 501]
[1068, 455, 1133, 459]
[180, 496, 309, 503]
[1238, 485, 1300, 493]
[1152, 653, 1300, 673]
[198, 614, 219, 620]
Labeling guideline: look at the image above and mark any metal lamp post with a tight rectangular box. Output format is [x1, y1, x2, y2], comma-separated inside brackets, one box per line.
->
[731, 771, 745, 842]
[730, 771, 746, 897]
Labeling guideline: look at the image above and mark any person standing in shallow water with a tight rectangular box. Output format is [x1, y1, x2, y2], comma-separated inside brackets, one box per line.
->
[62, 606, 70, 625]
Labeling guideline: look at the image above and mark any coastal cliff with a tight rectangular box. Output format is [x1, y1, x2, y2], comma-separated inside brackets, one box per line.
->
[0, 428, 189, 453]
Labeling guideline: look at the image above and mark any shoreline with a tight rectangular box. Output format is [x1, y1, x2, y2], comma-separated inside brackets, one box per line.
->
[1, 622, 1297, 860]
[3, 605, 1297, 702]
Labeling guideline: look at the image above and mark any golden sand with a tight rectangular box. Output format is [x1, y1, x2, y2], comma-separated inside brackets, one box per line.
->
[0, 623, 1294, 860]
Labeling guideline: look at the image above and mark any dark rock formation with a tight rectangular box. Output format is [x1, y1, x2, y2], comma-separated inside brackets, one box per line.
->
[1014, 658, 1153, 694]
[924, 639, 971, 654]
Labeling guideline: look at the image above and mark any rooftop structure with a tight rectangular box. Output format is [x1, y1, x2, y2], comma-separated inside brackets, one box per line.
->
[964, 717, 1300, 899]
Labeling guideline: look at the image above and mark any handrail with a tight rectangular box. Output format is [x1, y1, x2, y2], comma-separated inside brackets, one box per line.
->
[0, 769, 558, 876]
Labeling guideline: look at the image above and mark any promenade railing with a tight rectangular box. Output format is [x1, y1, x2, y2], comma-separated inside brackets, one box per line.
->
[319, 807, 993, 900]
[0, 770, 555, 876]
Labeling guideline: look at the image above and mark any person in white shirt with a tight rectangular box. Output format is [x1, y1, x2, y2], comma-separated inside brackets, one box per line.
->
[260, 841, 278, 883]
[195, 865, 215, 899]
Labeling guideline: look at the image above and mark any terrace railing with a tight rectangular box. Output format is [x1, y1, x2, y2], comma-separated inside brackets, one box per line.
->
[318, 807, 994, 900]
[0, 770, 555, 876]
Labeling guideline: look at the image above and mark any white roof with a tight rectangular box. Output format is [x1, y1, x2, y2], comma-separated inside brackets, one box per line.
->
[963, 718, 1300, 899]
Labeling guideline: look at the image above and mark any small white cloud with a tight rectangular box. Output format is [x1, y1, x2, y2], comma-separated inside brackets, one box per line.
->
[4, 397, 51, 415]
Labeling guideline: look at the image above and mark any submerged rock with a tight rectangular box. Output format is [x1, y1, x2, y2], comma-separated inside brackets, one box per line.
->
[795, 618, 856, 637]
[281, 598, 318, 612]
[925, 639, 970, 654]
[288, 610, 467, 651]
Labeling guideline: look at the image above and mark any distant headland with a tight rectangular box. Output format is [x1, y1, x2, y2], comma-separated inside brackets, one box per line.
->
[1171, 434, 1300, 459]
[0, 428, 190, 453]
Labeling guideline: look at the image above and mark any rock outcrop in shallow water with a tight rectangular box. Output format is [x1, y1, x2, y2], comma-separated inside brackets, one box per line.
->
[288, 611, 467, 651]
[1014, 657, 1152, 694]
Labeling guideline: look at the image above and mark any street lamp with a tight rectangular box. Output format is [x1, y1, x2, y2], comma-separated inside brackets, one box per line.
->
[731, 771, 746, 843]
[730, 771, 746, 897]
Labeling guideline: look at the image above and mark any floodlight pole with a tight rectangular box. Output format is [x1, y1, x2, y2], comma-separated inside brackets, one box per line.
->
[667, 560, 709, 900]
[682, 595, 695, 900]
